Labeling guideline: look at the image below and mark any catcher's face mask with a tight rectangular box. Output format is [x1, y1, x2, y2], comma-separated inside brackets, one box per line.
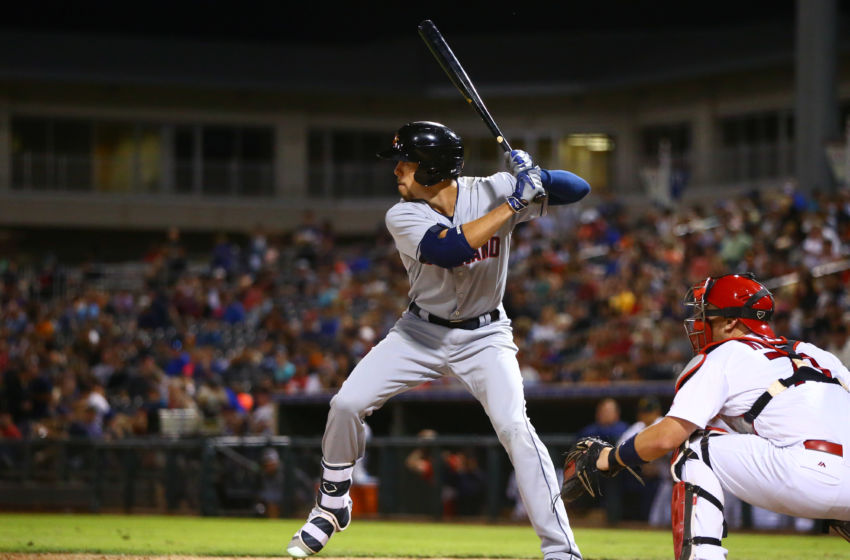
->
[683, 281, 711, 354]
[683, 272, 775, 354]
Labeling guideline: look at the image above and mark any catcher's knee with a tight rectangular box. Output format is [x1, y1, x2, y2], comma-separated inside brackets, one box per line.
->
[671, 429, 724, 483]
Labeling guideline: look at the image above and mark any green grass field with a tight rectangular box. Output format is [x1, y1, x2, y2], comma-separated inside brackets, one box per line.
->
[0, 513, 846, 559]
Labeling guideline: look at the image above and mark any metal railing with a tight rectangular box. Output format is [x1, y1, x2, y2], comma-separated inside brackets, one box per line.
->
[0, 435, 577, 520]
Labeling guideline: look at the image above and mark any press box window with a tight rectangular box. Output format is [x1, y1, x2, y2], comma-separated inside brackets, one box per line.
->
[308, 129, 388, 198]
[556, 134, 614, 191]
[174, 125, 273, 197]
[11, 117, 93, 191]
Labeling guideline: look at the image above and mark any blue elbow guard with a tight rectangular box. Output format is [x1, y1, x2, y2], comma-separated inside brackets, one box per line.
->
[419, 224, 476, 268]
[541, 169, 591, 205]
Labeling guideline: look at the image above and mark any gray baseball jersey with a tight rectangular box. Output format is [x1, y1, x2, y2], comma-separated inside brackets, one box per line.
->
[320, 171, 581, 560]
[385, 171, 535, 320]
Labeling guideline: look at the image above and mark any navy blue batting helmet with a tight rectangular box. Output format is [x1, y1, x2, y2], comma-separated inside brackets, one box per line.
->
[377, 121, 464, 186]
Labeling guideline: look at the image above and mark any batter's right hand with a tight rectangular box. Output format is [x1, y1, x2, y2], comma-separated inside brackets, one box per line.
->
[506, 165, 546, 213]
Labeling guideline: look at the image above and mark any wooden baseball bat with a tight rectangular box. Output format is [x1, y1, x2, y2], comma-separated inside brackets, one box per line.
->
[418, 19, 512, 153]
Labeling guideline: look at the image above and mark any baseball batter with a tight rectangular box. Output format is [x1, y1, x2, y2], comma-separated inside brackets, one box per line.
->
[582, 273, 850, 559]
[287, 121, 590, 560]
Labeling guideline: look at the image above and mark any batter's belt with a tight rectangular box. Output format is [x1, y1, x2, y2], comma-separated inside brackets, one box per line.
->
[408, 301, 500, 330]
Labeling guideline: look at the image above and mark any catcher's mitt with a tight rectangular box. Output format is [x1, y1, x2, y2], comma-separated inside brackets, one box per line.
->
[560, 436, 643, 503]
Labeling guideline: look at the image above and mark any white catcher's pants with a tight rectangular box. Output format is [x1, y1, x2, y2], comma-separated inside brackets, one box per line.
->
[679, 432, 850, 560]
[322, 312, 581, 560]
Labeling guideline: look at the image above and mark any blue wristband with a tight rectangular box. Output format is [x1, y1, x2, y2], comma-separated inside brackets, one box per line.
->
[616, 434, 647, 468]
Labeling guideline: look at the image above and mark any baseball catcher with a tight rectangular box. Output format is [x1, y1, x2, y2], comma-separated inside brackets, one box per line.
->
[564, 273, 850, 560]
[560, 436, 643, 503]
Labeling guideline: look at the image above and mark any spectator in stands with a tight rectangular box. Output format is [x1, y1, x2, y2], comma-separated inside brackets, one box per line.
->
[293, 210, 323, 267]
[444, 448, 486, 517]
[220, 403, 248, 436]
[0, 186, 849, 450]
[79, 377, 111, 425]
[403, 429, 443, 515]
[0, 410, 22, 476]
[211, 232, 239, 280]
[255, 447, 285, 518]
[137, 289, 174, 330]
[130, 407, 150, 436]
[246, 225, 265, 272]
[68, 402, 103, 439]
[250, 385, 276, 436]
[1, 359, 32, 433]
[284, 357, 321, 395]
[104, 411, 134, 440]
[577, 398, 628, 444]
[164, 226, 188, 286]
[196, 375, 229, 433]
[573, 398, 630, 521]
[127, 350, 165, 403]
[826, 324, 850, 366]
[617, 397, 669, 524]
[0, 411, 22, 440]
[27, 364, 54, 425]
[404, 429, 437, 480]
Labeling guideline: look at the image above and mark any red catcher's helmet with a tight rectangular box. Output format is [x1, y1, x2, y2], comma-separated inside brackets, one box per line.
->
[683, 273, 776, 353]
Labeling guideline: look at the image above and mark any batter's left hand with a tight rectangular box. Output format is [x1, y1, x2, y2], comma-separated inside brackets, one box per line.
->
[506, 149, 534, 176]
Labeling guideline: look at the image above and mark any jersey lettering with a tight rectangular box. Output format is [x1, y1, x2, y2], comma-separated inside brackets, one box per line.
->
[749, 339, 833, 378]
[676, 336, 787, 393]
[489, 236, 500, 257]
[462, 236, 500, 266]
[737, 340, 763, 351]
[793, 352, 832, 378]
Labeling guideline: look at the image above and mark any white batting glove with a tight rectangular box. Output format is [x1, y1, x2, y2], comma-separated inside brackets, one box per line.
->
[505, 150, 546, 213]
[506, 149, 534, 176]
[506, 166, 546, 213]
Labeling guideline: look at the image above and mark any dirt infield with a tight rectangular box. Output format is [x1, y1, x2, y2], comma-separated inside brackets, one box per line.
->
[0, 556, 511, 560]
[1, 556, 401, 560]
[0, 557, 296, 560]
[0, 557, 279, 560]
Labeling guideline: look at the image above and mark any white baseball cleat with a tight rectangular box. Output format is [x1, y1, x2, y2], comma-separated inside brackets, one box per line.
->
[286, 532, 316, 558]
[285, 502, 352, 558]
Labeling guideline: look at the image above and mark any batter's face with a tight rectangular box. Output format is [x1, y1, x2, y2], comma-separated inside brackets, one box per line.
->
[394, 161, 423, 201]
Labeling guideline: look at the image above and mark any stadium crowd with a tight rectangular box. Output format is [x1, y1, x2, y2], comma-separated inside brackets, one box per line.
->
[1, 184, 850, 442]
